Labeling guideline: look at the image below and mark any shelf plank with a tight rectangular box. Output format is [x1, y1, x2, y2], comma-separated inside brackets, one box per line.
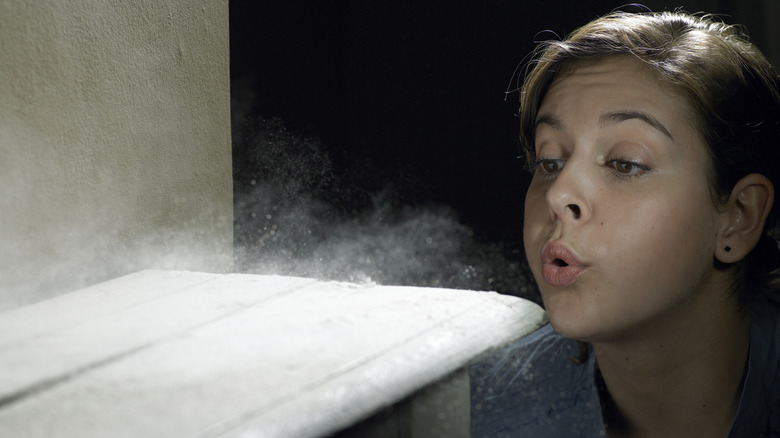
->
[0, 270, 546, 438]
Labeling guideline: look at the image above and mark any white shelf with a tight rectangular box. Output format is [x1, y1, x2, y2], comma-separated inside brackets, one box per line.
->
[0, 270, 545, 438]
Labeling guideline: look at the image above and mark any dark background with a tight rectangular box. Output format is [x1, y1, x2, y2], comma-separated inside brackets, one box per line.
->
[229, 1, 779, 301]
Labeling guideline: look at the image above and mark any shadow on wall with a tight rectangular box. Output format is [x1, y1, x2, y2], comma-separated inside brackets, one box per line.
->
[232, 116, 541, 304]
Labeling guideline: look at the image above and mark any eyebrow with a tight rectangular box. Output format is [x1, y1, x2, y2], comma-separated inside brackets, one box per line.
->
[535, 111, 674, 140]
[535, 115, 562, 131]
[599, 110, 674, 140]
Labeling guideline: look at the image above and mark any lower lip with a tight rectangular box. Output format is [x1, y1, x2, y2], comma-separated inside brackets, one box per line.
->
[542, 263, 585, 287]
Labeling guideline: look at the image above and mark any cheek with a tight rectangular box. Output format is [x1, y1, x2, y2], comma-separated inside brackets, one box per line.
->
[523, 187, 547, 242]
[598, 194, 717, 283]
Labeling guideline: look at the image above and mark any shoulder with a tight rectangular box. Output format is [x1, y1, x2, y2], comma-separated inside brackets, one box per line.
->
[470, 324, 604, 437]
[730, 293, 780, 436]
[750, 292, 780, 414]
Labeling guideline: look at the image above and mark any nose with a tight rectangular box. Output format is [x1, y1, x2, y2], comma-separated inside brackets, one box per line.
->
[545, 163, 592, 224]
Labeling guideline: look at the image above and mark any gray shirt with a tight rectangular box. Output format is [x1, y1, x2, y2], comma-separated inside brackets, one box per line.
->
[470, 294, 780, 437]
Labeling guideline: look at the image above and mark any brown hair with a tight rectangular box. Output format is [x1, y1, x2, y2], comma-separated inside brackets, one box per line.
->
[518, 11, 780, 300]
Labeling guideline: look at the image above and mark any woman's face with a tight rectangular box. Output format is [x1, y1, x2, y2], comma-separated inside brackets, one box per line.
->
[523, 57, 726, 343]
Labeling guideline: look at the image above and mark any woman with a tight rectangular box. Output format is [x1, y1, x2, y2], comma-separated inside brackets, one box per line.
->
[471, 10, 780, 437]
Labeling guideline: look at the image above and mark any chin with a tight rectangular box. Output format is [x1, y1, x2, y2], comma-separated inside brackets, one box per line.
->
[543, 295, 601, 341]
[548, 313, 587, 340]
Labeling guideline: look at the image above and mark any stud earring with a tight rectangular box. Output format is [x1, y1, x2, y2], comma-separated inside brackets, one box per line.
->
[725, 246, 731, 252]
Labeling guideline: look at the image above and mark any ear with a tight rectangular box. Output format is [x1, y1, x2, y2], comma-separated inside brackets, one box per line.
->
[715, 174, 775, 264]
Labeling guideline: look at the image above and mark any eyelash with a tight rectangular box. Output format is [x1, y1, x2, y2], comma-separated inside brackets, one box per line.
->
[525, 158, 564, 179]
[526, 158, 651, 179]
[606, 159, 652, 179]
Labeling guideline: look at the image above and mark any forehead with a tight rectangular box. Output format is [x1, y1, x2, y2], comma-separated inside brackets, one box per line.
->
[538, 57, 697, 133]
[544, 57, 676, 106]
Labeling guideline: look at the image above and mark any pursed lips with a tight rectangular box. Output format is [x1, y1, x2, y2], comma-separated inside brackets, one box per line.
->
[540, 241, 587, 287]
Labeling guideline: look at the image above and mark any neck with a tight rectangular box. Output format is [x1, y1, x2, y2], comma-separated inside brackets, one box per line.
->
[592, 291, 750, 437]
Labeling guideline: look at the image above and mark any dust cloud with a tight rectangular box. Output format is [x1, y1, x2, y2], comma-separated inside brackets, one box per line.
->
[232, 116, 539, 303]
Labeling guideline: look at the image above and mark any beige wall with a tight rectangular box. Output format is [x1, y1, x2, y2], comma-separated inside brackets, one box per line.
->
[0, 0, 233, 310]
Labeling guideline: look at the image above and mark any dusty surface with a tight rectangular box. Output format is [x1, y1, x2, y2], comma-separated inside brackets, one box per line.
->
[0, 270, 546, 438]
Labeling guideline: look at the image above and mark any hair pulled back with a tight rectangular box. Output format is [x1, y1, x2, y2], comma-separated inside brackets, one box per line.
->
[518, 11, 780, 300]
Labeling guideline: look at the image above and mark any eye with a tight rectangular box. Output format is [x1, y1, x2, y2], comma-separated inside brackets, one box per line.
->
[528, 158, 565, 175]
[612, 161, 634, 173]
[606, 159, 650, 176]
[542, 160, 561, 173]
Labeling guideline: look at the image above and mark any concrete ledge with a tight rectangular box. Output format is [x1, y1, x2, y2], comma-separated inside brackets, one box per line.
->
[0, 270, 546, 437]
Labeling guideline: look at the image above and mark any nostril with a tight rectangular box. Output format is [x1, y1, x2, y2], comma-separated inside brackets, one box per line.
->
[567, 204, 581, 219]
